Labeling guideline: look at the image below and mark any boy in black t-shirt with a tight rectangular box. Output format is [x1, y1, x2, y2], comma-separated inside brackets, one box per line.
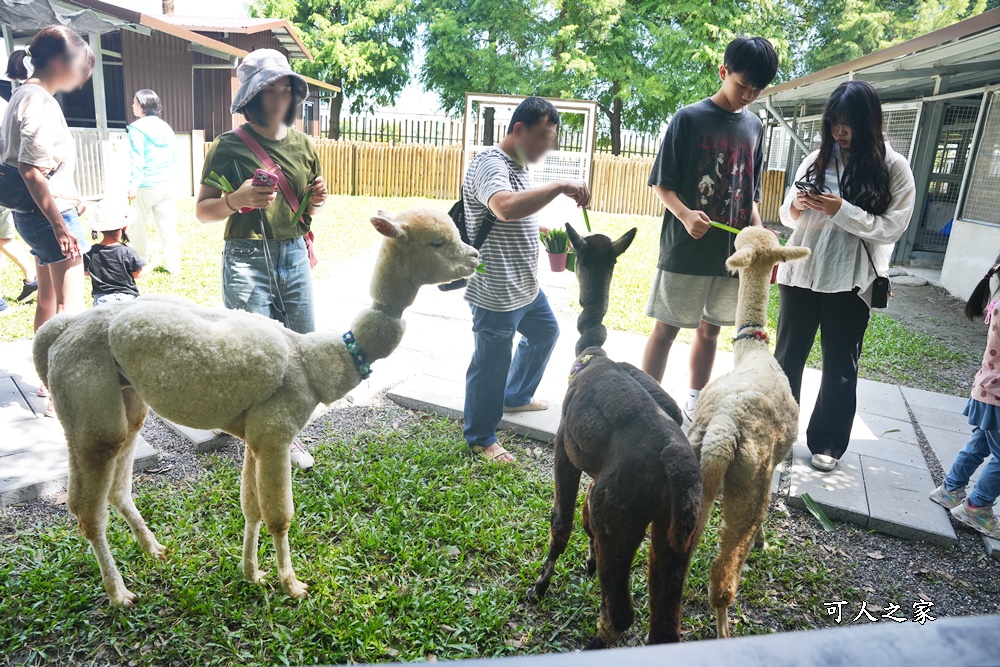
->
[642, 36, 779, 421]
[84, 204, 150, 307]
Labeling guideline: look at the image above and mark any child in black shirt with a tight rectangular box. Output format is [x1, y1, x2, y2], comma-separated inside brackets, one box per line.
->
[84, 203, 150, 307]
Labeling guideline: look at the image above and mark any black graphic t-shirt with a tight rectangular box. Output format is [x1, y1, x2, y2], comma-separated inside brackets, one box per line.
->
[648, 98, 764, 276]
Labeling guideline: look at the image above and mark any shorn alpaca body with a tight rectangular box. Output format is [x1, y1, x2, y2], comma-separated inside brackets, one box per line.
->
[528, 224, 703, 649]
[687, 226, 809, 637]
[33, 208, 479, 607]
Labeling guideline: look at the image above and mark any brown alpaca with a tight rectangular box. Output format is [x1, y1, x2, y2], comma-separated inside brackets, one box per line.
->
[527, 224, 703, 649]
[32, 208, 479, 607]
[687, 227, 809, 637]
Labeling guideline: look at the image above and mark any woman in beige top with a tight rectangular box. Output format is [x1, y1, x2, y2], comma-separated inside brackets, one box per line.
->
[2, 26, 93, 338]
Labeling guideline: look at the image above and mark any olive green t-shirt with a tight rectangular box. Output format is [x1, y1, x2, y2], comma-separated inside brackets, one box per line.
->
[202, 124, 321, 240]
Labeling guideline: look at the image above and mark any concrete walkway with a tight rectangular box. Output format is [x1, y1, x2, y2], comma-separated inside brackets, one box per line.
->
[2, 249, 996, 557]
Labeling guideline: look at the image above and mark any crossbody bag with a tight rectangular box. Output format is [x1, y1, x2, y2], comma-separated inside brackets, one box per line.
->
[232, 126, 319, 269]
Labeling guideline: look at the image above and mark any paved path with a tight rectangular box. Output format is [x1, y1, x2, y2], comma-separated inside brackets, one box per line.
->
[3, 249, 996, 557]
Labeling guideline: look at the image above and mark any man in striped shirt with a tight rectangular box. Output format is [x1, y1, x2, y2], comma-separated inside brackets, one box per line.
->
[463, 96, 591, 464]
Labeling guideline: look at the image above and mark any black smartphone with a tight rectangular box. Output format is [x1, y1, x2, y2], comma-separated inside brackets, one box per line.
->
[794, 180, 822, 195]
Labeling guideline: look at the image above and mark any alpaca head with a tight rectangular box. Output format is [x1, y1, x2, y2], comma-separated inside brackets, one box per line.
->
[566, 223, 637, 354]
[370, 208, 480, 290]
[726, 226, 810, 278]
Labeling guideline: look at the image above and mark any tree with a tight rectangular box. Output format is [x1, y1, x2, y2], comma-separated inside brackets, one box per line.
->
[544, 0, 795, 154]
[798, 0, 987, 74]
[250, 0, 418, 139]
[420, 0, 550, 145]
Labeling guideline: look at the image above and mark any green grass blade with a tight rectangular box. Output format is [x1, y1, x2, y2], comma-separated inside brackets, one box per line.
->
[232, 160, 244, 184]
[475, 262, 486, 274]
[801, 493, 837, 532]
[582, 207, 592, 232]
[709, 221, 740, 235]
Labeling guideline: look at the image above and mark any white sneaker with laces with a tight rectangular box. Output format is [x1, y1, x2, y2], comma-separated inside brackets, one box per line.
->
[290, 439, 314, 471]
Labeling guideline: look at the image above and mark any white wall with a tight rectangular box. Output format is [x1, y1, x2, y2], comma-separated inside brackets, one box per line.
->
[941, 219, 1000, 300]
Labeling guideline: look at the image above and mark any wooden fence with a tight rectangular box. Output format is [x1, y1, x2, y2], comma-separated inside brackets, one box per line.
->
[204, 140, 785, 218]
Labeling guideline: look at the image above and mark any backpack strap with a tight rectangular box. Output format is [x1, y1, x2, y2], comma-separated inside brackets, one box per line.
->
[465, 161, 515, 250]
[233, 126, 301, 214]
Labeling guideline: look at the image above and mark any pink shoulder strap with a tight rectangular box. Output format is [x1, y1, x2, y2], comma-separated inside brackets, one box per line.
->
[233, 126, 301, 214]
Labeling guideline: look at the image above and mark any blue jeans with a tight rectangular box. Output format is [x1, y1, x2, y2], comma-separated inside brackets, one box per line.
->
[464, 290, 559, 448]
[222, 237, 314, 334]
[945, 427, 1000, 507]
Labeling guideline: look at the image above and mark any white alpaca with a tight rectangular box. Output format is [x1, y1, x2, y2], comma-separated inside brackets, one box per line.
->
[686, 226, 809, 638]
[33, 207, 479, 607]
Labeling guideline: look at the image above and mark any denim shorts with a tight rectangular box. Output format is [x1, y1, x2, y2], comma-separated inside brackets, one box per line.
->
[93, 292, 137, 308]
[12, 208, 88, 266]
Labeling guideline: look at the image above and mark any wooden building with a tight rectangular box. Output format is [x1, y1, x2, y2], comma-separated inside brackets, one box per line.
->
[0, 0, 339, 198]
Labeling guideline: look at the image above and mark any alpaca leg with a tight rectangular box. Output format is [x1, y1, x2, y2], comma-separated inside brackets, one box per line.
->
[586, 491, 646, 650]
[68, 442, 135, 607]
[527, 432, 582, 601]
[647, 513, 696, 644]
[108, 391, 163, 559]
[241, 448, 266, 583]
[254, 443, 308, 598]
[709, 479, 770, 638]
[582, 482, 597, 576]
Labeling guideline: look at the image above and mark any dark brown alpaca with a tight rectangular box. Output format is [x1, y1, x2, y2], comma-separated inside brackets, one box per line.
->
[527, 224, 703, 649]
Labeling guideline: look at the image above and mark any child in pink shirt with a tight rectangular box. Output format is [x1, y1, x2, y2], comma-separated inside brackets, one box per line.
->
[929, 264, 1000, 538]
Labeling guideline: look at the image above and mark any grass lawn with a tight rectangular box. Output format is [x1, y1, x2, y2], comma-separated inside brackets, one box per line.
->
[1, 414, 845, 666]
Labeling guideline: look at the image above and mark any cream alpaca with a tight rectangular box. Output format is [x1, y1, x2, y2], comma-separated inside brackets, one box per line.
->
[687, 227, 809, 638]
[33, 208, 479, 607]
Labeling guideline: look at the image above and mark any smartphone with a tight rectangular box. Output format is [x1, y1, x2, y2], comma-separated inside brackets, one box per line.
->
[794, 180, 822, 195]
[252, 168, 279, 188]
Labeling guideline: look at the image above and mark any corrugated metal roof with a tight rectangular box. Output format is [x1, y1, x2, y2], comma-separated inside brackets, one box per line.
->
[764, 7, 1000, 110]
[155, 15, 311, 61]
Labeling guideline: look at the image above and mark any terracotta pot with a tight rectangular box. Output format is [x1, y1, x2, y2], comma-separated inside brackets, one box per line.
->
[547, 251, 568, 272]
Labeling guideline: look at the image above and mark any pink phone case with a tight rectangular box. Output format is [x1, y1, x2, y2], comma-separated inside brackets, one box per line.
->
[253, 168, 279, 188]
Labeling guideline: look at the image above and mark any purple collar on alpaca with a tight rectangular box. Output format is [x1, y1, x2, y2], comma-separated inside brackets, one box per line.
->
[568, 354, 595, 384]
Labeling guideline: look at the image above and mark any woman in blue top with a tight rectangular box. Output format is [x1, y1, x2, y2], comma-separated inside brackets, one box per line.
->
[127, 89, 178, 273]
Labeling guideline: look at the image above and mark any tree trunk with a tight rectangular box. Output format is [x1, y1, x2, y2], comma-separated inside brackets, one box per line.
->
[610, 81, 622, 156]
[328, 85, 343, 140]
[483, 106, 495, 146]
[162, 0, 174, 14]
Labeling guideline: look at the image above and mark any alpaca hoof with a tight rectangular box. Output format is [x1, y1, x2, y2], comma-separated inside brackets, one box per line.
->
[146, 542, 167, 560]
[246, 568, 268, 585]
[526, 581, 548, 603]
[583, 636, 607, 651]
[110, 589, 138, 608]
[283, 579, 309, 599]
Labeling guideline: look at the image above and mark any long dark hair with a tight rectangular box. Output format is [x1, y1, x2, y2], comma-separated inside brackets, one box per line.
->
[806, 80, 892, 216]
[134, 89, 162, 117]
[966, 263, 1000, 321]
[6, 25, 95, 81]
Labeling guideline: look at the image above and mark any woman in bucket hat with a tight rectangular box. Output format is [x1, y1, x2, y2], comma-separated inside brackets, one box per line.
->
[195, 49, 328, 470]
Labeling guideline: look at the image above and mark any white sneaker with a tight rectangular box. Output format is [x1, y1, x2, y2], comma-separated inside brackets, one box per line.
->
[290, 439, 314, 471]
[810, 454, 838, 472]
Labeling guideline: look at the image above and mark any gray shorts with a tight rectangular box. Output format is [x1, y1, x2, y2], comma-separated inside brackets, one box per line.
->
[645, 269, 739, 328]
[0, 208, 11, 239]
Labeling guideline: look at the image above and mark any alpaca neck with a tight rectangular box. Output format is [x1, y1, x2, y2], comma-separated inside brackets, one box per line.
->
[354, 253, 418, 362]
[733, 265, 772, 364]
[575, 278, 610, 356]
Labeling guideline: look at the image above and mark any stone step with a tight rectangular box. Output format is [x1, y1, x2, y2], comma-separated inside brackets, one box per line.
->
[0, 416, 158, 506]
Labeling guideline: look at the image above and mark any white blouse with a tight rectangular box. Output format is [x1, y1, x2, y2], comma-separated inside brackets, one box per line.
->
[777, 144, 916, 300]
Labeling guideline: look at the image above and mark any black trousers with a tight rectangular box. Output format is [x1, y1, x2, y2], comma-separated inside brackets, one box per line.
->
[774, 285, 871, 459]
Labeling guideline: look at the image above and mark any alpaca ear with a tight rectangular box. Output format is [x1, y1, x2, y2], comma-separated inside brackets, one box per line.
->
[566, 223, 587, 252]
[726, 246, 755, 271]
[612, 228, 637, 257]
[777, 246, 811, 263]
[371, 210, 404, 239]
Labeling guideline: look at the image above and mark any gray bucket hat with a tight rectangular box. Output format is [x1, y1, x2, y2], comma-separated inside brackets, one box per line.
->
[230, 49, 308, 115]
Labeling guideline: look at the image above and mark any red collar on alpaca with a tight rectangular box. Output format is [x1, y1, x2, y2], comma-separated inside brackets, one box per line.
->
[733, 323, 769, 344]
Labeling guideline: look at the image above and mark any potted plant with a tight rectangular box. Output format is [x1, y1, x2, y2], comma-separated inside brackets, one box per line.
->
[540, 229, 569, 272]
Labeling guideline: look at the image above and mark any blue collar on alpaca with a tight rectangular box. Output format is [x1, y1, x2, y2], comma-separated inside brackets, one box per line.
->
[342, 331, 372, 380]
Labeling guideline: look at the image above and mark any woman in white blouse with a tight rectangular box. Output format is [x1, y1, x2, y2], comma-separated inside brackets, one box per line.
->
[775, 80, 916, 473]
